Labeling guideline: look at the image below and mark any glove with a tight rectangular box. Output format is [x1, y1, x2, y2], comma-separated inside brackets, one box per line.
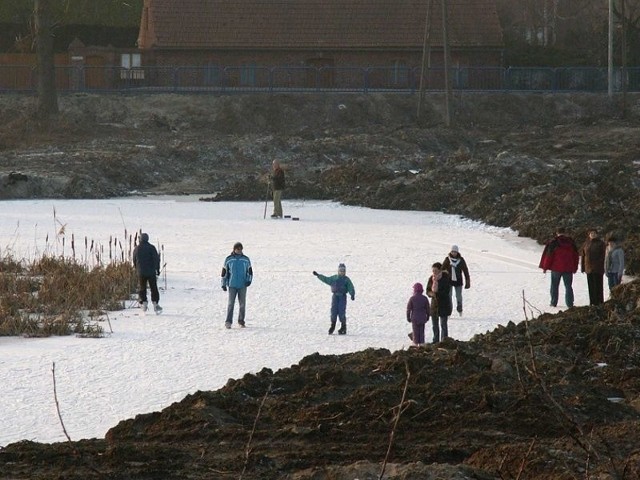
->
[465, 284, 470, 289]
[245, 281, 251, 287]
[156, 270, 160, 276]
[351, 295, 355, 301]
[222, 286, 227, 292]
[312, 271, 318, 276]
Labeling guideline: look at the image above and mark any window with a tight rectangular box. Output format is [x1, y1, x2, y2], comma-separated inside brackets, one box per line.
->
[120, 53, 144, 80]
[240, 64, 256, 86]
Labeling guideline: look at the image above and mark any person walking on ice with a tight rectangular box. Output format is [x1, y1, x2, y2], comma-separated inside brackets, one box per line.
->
[441, 245, 470, 316]
[313, 263, 355, 335]
[221, 242, 253, 328]
[132, 232, 162, 314]
[407, 282, 430, 346]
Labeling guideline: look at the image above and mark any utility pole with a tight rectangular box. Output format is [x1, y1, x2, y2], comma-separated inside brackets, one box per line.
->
[417, 0, 433, 120]
[608, 0, 614, 97]
[441, 0, 452, 127]
[34, 0, 59, 118]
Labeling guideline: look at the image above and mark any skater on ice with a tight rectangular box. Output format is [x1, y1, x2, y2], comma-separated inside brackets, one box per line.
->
[132, 232, 162, 314]
[313, 263, 355, 335]
[221, 242, 253, 328]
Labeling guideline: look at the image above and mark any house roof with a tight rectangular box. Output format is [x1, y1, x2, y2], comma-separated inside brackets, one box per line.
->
[138, 0, 503, 51]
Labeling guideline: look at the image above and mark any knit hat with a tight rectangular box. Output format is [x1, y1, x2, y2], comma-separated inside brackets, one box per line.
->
[413, 282, 424, 294]
[140, 233, 149, 242]
[338, 263, 346, 272]
[450, 245, 459, 253]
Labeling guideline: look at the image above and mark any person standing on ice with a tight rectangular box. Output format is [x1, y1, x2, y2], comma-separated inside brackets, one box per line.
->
[132, 232, 162, 314]
[313, 263, 355, 335]
[221, 242, 253, 328]
[441, 245, 470, 316]
[580, 228, 606, 305]
[604, 235, 625, 293]
[426, 262, 452, 343]
[539, 227, 579, 308]
[406, 282, 430, 346]
[270, 159, 286, 219]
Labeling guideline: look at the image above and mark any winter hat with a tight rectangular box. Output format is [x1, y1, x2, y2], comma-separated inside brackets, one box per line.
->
[233, 242, 243, 251]
[413, 282, 424, 294]
[140, 232, 149, 242]
[338, 263, 346, 272]
[450, 245, 459, 253]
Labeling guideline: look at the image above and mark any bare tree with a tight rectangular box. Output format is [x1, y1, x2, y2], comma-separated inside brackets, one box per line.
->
[34, 0, 59, 118]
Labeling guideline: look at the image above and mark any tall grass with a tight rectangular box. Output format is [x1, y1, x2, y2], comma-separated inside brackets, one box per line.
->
[0, 232, 139, 337]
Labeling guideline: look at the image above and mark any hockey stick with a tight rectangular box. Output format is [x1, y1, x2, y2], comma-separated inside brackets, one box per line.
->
[263, 180, 270, 219]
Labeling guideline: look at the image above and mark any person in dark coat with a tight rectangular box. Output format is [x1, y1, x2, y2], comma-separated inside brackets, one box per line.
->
[132, 232, 162, 313]
[441, 245, 471, 315]
[406, 282, 430, 346]
[539, 227, 579, 308]
[270, 160, 286, 218]
[580, 228, 606, 305]
[426, 262, 452, 343]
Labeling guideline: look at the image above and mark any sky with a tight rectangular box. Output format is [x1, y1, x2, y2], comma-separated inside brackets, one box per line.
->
[0, 197, 601, 447]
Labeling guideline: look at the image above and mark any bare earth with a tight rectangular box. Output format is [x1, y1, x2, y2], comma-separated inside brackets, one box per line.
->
[1, 93, 640, 479]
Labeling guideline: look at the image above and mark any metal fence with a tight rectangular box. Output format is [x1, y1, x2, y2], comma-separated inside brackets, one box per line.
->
[1, 65, 639, 93]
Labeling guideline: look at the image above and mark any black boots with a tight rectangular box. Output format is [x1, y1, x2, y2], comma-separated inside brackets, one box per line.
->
[329, 322, 346, 335]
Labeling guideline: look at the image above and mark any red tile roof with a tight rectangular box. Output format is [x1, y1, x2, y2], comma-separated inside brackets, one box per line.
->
[139, 0, 503, 50]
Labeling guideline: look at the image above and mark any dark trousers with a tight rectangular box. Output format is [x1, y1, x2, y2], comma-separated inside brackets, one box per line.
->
[138, 275, 159, 303]
[330, 294, 347, 328]
[586, 273, 604, 305]
[431, 314, 448, 343]
[550, 271, 574, 307]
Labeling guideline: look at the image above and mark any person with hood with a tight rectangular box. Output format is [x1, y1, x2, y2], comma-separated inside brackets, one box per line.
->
[406, 282, 430, 346]
[539, 227, 580, 308]
[221, 242, 253, 328]
[313, 263, 355, 335]
[132, 232, 162, 314]
[580, 228, 606, 305]
[441, 245, 471, 316]
[605, 236, 625, 293]
[270, 159, 286, 219]
[426, 262, 452, 343]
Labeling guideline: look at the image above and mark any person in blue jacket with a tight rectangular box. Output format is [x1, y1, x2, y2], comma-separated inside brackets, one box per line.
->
[221, 242, 253, 328]
[313, 263, 355, 335]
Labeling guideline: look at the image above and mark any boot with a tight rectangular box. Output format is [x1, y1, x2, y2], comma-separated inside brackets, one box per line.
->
[141, 301, 148, 312]
[328, 322, 336, 334]
[338, 323, 346, 335]
[153, 302, 162, 314]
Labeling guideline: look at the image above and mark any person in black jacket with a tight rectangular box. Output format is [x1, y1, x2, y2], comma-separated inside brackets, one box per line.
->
[426, 262, 453, 343]
[132, 232, 162, 314]
[270, 160, 286, 219]
[441, 245, 471, 316]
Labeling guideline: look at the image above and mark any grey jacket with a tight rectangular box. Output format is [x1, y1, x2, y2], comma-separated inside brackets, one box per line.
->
[605, 244, 624, 276]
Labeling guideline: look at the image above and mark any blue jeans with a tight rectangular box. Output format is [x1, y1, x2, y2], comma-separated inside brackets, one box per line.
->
[431, 314, 448, 343]
[607, 272, 622, 292]
[450, 285, 463, 312]
[550, 271, 574, 307]
[226, 287, 247, 325]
